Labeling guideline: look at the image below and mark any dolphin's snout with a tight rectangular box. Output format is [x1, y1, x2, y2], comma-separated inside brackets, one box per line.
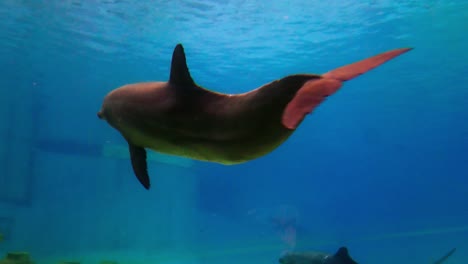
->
[97, 110, 104, 120]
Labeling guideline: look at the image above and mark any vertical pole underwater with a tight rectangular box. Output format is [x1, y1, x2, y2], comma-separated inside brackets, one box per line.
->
[0, 77, 10, 203]
[0, 79, 35, 206]
[0, 78, 36, 249]
[0, 76, 13, 243]
[11, 79, 35, 207]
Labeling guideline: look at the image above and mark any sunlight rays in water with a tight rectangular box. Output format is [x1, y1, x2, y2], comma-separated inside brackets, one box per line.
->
[0, 0, 463, 91]
[0, 0, 435, 64]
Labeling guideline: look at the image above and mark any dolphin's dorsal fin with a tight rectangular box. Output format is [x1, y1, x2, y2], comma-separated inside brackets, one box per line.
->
[334, 247, 358, 264]
[169, 43, 195, 87]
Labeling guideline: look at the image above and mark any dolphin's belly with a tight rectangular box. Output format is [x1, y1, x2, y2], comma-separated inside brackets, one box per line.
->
[146, 141, 249, 165]
[126, 122, 293, 164]
[140, 135, 279, 165]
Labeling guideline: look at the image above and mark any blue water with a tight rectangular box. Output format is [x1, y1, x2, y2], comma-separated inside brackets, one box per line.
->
[0, 1, 467, 264]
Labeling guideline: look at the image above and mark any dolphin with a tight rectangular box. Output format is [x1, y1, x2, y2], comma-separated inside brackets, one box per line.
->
[97, 44, 412, 189]
[278, 246, 457, 264]
[279, 247, 358, 264]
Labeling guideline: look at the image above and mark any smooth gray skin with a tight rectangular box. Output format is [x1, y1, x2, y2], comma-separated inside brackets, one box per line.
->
[279, 247, 357, 264]
[97, 43, 412, 190]
[279, 251, 330, 264]
[98, 44, 321, 189]
[98, 44, 317, 165]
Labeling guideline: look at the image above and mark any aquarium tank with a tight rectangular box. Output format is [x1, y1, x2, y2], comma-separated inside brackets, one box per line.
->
[0, 1, 466, 264]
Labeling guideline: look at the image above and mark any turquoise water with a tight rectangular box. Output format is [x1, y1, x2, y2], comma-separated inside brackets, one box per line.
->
[0, 0, 467, 264]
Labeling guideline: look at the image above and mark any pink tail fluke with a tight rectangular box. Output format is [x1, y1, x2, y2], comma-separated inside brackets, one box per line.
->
[322, 48, 413, 81]
[282, 47, 413, 130]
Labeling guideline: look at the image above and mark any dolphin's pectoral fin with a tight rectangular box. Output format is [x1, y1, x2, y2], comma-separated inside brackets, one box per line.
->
[282, 78, 342, 130]
[128, 143, 150, 190]
[169, 43, 196, 87]
[334, 247, 358, 264]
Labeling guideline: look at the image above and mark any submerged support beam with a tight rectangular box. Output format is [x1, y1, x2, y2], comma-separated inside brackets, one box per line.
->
[34, 139, 194, 168]
[0, 79, 35, 207]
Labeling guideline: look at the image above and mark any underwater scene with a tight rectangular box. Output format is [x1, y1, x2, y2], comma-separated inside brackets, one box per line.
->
[0, 0, 467, 264]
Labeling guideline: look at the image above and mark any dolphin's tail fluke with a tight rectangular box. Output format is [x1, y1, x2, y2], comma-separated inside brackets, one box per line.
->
[281, 47, 413, 130]
[433, 248, 456, 264]
[322, 48, 413, 81]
